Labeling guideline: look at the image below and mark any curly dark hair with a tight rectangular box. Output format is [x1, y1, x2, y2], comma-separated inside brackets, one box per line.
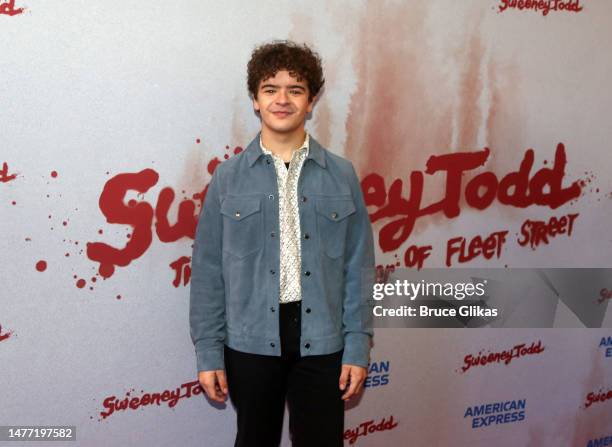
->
[247, 39, 325, 103]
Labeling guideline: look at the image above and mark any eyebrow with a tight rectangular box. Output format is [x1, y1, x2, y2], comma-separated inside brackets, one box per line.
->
[260, 84, 306, 91]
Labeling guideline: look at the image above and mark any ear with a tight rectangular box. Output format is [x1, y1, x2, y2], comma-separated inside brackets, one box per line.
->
[252, 95, 260, 113]
[306, 94, 317, 113]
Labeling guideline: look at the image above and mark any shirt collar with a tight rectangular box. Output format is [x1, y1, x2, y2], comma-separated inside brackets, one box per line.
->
[245, 131, 326, 169]
[259, 133, 310, 160]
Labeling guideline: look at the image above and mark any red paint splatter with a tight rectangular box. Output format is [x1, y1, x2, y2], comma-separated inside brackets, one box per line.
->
[87, 169, 159, 278]
[0, 1, 26, 16]
[116, 295, 122, 300]
[196, 138, 201, 144]
[76, 279, 86, 288]
[51, 170, 58, 178]
[0, 162, 18, 183]
[63, 221, 68, 226]
[0, 325, 14, 342]
[11, 201, 16, 205]
[36, 260, 47, 272]
[207, 158, 221, 175]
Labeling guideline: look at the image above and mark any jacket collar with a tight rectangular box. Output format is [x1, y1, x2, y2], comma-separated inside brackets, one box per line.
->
[245, 131, 326, 169]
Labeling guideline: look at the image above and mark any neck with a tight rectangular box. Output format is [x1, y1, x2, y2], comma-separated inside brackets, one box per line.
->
[260, 126, 307, 162]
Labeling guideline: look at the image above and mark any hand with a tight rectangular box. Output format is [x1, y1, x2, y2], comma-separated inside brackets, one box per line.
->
[198, 369, 228, 403]
[339, 364, 367, 401]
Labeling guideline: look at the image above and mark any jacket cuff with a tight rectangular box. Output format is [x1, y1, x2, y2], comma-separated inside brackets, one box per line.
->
[341, 332, 372, 368]
[195, 345, 224, 373]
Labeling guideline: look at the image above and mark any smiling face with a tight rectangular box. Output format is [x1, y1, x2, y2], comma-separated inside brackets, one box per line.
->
[252, 69, 315, 137]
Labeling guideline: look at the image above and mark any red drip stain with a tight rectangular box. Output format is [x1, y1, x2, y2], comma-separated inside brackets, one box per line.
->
[35, 260, 47, 272]
[51, 170, 58, 178]
[76, 279, 86, 288]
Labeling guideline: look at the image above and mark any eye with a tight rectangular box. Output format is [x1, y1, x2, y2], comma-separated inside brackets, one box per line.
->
[290, 90, 302, 95]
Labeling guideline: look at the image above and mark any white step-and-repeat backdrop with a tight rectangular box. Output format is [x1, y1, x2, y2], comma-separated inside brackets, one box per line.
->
[2, 1, 611, 445]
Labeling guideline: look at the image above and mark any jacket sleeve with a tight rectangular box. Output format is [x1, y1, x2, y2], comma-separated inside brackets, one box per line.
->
[189, 167, 226, 373]
[341, 162, 376, 368]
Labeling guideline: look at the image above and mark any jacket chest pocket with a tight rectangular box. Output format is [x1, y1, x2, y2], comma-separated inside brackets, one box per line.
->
[220, 197, 263, 259]
[315, 197, 356, 259]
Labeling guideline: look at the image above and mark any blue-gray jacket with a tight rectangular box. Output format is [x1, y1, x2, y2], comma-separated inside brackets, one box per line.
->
[189, 132, 375, 372]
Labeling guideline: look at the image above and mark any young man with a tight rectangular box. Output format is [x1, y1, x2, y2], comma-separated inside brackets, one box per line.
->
[190, 40, 375, 447]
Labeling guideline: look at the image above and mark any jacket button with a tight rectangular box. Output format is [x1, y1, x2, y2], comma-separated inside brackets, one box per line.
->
[270, 306, 275, 312]
[305, 343, 310, 349]
[268, 194, 274, 200]
[270, 231, 275, 237]
[235, 211, 241, 217]
[301, 196, 307, 202]
[266, 159, 271, 164]
[270, 269, 275, 275]
[304, 271, 310, 276]
[331, 212, 338, 219]
[305, 308, 311, 313]
[270, 342, 275, 347]
[304, 233, 310, 239]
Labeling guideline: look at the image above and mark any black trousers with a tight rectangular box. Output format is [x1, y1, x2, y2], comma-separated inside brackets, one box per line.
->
[224, 301, 344, 447]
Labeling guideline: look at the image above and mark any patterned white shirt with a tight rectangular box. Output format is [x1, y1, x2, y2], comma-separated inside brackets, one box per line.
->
[260, 133, 309, 304]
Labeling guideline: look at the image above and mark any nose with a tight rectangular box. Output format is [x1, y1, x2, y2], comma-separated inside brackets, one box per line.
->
[276, 89, 289, 105]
